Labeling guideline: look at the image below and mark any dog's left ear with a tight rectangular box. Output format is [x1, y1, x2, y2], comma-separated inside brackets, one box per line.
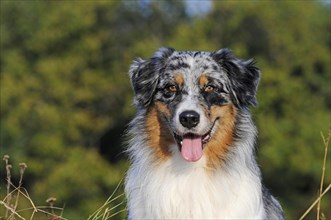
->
[129, 47, 175, 107]
[211, 49, 260, 108]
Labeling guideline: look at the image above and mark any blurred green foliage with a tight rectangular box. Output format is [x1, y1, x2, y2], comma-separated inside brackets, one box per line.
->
[0, 1, 330, 219]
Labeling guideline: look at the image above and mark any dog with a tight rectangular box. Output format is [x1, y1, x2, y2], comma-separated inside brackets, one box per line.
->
[125, 47, 284, 219]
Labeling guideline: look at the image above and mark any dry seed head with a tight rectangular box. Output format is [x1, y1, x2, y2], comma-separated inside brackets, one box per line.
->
[46, 197, 57, 203]
[3, 155, 10, 164]
[19, 163, 27, 173]
[19, 163, 27, 169]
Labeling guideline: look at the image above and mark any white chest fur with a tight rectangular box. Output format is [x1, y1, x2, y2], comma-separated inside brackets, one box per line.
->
[125, 145, 265, 219]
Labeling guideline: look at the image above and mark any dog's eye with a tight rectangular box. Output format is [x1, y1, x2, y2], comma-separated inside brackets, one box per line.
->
[166, 85, 177, 92]
[204, 84, 216, 93]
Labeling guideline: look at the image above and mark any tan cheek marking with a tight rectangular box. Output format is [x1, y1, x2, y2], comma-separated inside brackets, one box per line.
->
[145, 102, 174, 162]
[199, 74, 208, 87]
[155, 101, 171, 118]
[204, 104, 237, 170]
[175, 74, 184, 87]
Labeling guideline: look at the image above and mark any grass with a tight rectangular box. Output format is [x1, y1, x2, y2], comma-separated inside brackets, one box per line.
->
[0, 155, 67, 220]
[87, 178, 127, 220]
[0, 154, 127, 220]
[299, 129, 331, 220]
[1, 128, 330, 219]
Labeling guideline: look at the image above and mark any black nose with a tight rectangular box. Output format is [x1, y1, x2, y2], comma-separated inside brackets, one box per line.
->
[179, 111, 200, 129]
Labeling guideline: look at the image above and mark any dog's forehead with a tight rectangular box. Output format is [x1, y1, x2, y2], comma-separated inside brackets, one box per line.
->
[167, 51, 217, 71]
[161, 51, 227, 83]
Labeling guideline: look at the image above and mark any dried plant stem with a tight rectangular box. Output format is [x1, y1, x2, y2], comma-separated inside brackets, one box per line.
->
[87, 178, 125, 220]
[1, 173, 39, 218]
[299, 183, 331, 220]
[47, 197, 57, 214]
[1, 156, 68, 220]
[14, 163, 28, 211]
[18, 184, 38, 214]
[3, 155, 12, 218]
[107, 206, 128, 219]
[0, 200, 25, 220]
[317, 129, 329, 220]
[13, 206, 69, 220]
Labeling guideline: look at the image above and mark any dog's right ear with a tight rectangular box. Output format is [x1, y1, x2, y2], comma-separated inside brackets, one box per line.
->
[129, 47, 175, 108]
[211, 49, 260, 108]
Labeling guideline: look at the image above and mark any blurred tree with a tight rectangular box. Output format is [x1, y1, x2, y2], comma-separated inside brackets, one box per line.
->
[0, 1, 131, 218]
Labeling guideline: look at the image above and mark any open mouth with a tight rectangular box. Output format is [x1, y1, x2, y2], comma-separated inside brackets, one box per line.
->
[173, 119, 217, 162]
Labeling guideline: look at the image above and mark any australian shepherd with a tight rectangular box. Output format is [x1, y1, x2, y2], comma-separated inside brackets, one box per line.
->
[125, 48, 284, 219]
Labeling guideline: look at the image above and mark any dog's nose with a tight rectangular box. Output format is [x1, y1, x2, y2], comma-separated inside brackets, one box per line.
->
[179, 111, 200, 129]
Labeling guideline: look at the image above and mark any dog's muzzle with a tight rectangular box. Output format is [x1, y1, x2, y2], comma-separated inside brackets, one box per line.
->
[174, 110, 216, 162]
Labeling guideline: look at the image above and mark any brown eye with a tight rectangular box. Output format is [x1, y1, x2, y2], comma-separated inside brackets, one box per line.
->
[166, 85, 177, 92]
[205, 84, 215, 93]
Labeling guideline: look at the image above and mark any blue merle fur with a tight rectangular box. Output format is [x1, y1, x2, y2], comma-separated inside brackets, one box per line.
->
[129, 47, 260, 110]
[129, 47, 175, 107]
[211, 49, 260, 108]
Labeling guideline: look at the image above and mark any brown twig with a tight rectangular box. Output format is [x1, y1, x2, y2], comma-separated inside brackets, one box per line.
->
[14, 163, 28, 211]
[1, 155, 68, 219]
[3, 155, 12, 218]
[47, 197, 57, 215]
[299, 183, 331, 220]
[317, 129, 330, 220]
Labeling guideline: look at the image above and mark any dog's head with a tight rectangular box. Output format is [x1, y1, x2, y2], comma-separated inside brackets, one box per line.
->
[129, 48, 260, 165]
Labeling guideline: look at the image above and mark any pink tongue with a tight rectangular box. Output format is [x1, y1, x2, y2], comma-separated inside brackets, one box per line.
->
[180, 136, 203, 162]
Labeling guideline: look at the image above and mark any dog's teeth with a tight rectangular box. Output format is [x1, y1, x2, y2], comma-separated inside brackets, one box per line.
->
[180, 141, 183, 145]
